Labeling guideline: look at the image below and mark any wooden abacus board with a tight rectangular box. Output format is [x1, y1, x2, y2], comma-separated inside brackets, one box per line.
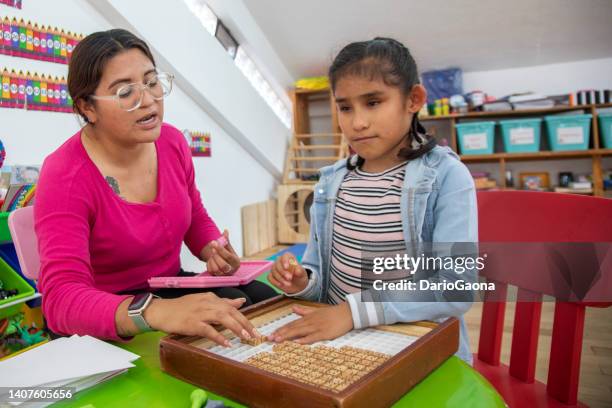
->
[159, 296, 459, 408]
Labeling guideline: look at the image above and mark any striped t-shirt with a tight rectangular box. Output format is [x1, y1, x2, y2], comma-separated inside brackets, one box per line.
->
[329, 161, 408, 311]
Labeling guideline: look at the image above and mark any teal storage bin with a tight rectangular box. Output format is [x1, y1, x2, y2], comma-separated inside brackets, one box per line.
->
[499, 118, 542, 153]
[598, 113, 612, 149]
[0, 256, 35, 319]
[456, 121, 495, 155]
[544, 114, 592, 151]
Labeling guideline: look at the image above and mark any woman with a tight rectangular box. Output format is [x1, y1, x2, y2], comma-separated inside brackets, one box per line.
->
[34, 29, 276, 346]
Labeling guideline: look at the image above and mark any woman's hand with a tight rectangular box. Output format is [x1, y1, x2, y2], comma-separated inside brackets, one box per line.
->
[268, 253, 309, 294]
[201, 230, 241, 276]
[269, 303, 353, 344]
[144, 292, 259, 347]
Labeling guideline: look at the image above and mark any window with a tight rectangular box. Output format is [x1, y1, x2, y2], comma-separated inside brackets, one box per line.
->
[215, 21, 238, 59]
[184, 0, 217, 35]
[185, 0, 291, 128]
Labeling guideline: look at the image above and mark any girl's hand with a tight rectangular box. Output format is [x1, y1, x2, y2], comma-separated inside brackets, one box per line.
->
[269, 303, 353, 344]
[203, 230, 240, 276]
[144, 292, 259, 347]
[268, 253, 309, 294]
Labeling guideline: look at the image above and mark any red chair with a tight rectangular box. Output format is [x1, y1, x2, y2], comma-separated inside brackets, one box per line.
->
[475, 191, 612, 407]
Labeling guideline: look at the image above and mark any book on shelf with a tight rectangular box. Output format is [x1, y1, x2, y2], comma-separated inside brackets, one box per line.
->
[482, 101, 513, 112]
[511, 98, 555, 110]
[554, 187, 593, 195]
[505, 92, 547, 103]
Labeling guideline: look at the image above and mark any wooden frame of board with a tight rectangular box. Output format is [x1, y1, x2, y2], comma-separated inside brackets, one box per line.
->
[159, 296, 459, 408]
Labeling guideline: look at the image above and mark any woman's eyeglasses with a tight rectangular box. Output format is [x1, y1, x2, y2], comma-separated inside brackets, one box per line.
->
[90, 72, 174, 112]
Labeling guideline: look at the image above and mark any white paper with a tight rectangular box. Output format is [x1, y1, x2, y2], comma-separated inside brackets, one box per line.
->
[0, 336, 139, 389]
[557, 127, 584, 145]
[463, 133, 488, 150]
[509, 128, 535, 145]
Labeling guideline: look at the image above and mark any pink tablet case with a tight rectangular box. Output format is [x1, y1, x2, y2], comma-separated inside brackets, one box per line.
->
[147, 260, 273, 289]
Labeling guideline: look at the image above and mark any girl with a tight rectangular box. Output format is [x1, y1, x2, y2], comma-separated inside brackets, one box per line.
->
[268, 38, 477, 364]
[35, 29, 275, 346]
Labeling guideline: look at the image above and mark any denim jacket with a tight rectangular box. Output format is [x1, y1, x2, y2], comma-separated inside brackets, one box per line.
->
[291, 145, 478, 364]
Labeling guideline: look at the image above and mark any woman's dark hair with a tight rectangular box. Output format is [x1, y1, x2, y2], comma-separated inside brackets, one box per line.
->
[329, 37, 436, 169]
[68, 29, 155, 123]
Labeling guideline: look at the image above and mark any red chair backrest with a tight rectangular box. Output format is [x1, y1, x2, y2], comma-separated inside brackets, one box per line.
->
[476, 191, 612, 404]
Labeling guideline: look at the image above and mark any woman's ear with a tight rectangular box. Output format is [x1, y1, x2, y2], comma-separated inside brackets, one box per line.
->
[406, 84, 427, 113]
[76, 97, 97, 124]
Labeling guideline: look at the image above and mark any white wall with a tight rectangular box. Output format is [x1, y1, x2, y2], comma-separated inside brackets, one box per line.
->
[463, 57, 612, 98]
[0, 0, 284, 268]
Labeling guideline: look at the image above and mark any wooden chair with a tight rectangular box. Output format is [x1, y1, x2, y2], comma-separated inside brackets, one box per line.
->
[475, 191, 612, 407]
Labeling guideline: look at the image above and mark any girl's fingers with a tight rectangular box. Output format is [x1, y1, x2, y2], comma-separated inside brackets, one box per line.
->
[295, 332, 323, 345]
[267, 272, 283, 289]
[271, 268, 291, 287]
[273, 322, 313, 342]
[293, 305, 315, 316]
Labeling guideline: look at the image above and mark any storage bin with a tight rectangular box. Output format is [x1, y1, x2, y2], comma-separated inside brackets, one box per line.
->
[0, 256, 34, 319]
[499, 118, 542, 153]
[598, 113, 612, 149]
[544, 114, 592, 151]
[455, 121, 496, 155]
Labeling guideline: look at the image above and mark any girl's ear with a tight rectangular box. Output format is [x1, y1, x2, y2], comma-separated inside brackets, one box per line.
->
[406, 84, 427, 113]
[76, 97, 98, 124]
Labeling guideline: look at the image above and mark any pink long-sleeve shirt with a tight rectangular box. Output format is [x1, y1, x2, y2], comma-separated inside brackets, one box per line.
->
[34, 123, 221, 340]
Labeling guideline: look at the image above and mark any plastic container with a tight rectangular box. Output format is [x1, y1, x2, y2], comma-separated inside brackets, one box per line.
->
[148, 260, 273, 289]
[0, 212, 11, 243]
[598, 113, 612, 149]
[544, 114, 592, 151]
[499, 118, 542, 153]
[0, 256, 35, 319]
[455, 121, 496, 155]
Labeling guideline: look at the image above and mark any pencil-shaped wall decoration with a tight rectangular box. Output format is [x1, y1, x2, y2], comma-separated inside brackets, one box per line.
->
[0, 17, 84, 63]
[1, 69, 73, 113]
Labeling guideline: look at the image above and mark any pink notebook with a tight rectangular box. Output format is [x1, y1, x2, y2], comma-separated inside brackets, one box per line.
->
[147, 260, 273, 289]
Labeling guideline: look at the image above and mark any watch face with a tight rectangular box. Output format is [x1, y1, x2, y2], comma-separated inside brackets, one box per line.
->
[129, 293, 152, 311]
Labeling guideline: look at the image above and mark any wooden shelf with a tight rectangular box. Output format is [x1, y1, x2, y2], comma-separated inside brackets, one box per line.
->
[420, 103, 612, 122]
[293, 87, 330, 95]
[460, 149, 612, 163]
[291, 156, 339, 161]
[293, 145, 340, 151]
[294, 133, 343, 139]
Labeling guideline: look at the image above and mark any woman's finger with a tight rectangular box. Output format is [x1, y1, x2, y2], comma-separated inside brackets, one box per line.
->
[207, 255, 223, 276]
[229, 307, 258, 337]
[212, 253, 232, 275]
[214, 311, 253, 340]
[198, 322, 231, 347]
[214, 244, 240, 269]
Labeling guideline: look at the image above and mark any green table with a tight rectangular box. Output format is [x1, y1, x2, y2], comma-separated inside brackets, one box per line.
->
[51, 332, 505, 408]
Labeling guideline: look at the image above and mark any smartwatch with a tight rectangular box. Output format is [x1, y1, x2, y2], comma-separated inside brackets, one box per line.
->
[128, 293, 158, 332]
